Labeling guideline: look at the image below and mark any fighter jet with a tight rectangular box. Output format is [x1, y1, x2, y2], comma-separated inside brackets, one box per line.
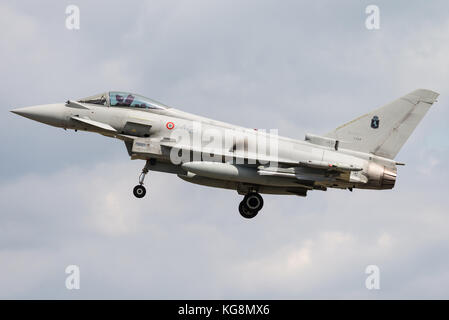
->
[11, 89, 438, 219]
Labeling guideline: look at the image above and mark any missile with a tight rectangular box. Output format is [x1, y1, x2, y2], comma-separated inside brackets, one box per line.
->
[181, 161, 302, 187]
[299, 160, 362, 171]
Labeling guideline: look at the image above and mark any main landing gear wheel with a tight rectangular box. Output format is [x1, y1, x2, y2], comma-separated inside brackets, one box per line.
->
[133, 159, 153, 199]
[239, 192, 264, 219]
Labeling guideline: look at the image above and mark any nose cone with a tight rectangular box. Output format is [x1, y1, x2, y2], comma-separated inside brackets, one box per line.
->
[11, 103, 68, 127]
[10, 106, 40, 118]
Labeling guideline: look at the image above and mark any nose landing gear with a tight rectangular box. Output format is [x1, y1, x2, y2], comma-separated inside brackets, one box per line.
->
[133, 160, 152, 198]
[239, 192, 264, 219]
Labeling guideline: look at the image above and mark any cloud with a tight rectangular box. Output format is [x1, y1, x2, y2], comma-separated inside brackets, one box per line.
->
[1, 0, 449, 298]
[1, 157, 449, 298]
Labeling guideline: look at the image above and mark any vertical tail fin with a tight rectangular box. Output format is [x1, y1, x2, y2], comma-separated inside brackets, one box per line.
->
[325, 89, 439, 159]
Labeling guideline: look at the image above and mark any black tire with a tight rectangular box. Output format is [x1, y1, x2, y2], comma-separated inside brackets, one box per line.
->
[239, 201, 258, 219]
[133, 185, 146, 198]
[244, 192, 264, 212]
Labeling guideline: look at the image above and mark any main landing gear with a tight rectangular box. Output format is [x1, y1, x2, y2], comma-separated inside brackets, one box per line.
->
[239, 192, 264, 219]
[133, 159, 153, 198]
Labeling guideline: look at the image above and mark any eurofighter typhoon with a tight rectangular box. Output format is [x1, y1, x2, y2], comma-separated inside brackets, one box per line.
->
[11, 89, 438, 219]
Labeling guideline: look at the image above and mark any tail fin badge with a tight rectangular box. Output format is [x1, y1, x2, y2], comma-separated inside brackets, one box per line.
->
[371, 116, 379, 129]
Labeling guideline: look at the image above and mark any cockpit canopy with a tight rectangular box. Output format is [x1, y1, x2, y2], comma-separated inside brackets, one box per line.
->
[78, 91, 168, 110]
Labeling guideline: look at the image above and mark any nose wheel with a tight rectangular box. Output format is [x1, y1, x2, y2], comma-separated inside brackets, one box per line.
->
[133, 160, 151, 199]
[239, 192, 264, 219]
[133, 185, 146, 198]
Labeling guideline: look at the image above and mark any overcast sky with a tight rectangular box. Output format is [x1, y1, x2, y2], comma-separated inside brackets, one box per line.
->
[1, 0, 449, 299]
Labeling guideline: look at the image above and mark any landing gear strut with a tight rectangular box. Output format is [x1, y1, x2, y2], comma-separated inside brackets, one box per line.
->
[133, 160, 152, 198]
[239, 192, 264, 219]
